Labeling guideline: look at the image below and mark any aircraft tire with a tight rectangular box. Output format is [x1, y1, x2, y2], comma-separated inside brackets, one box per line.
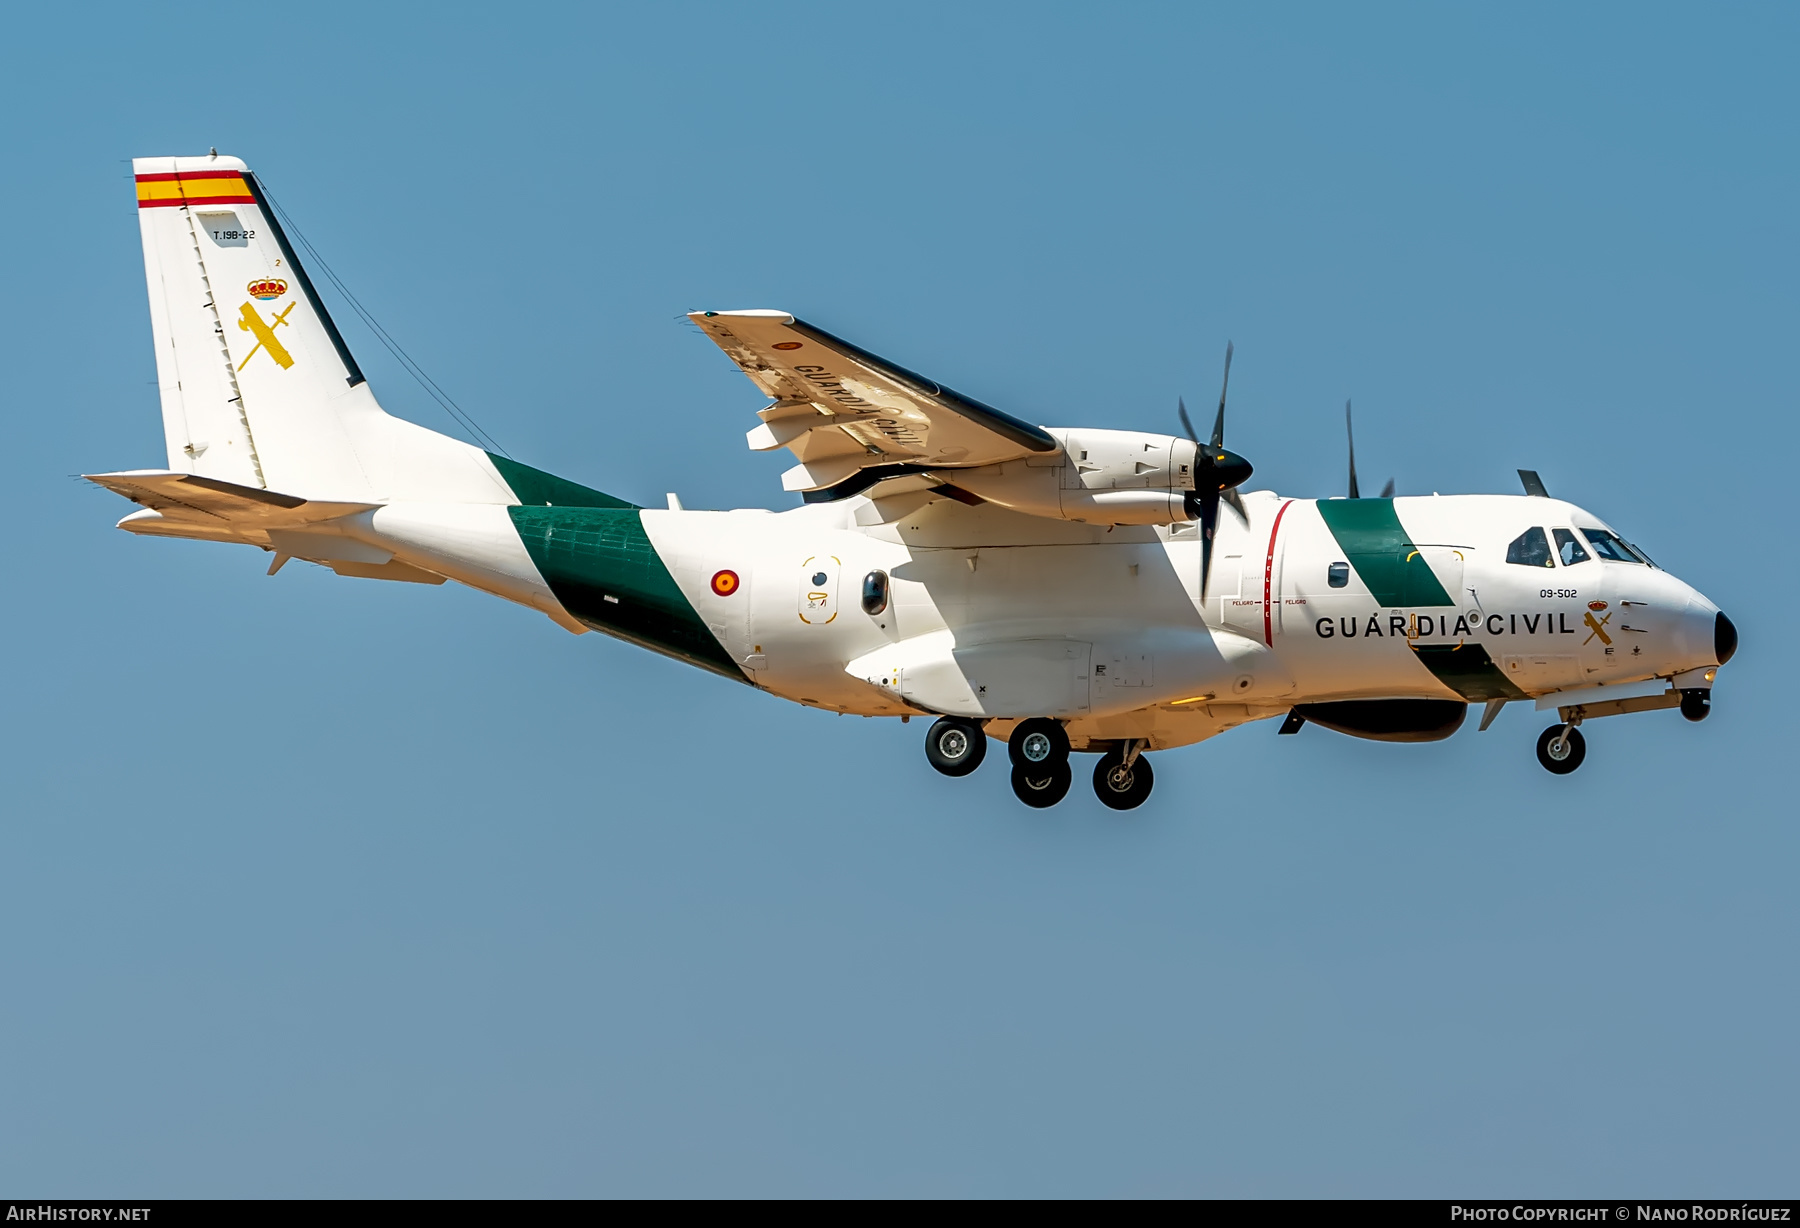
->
[1007, 718, 1071, 771]
[925, 717, 987, 777]
[1535, 724, 1587, 774]
[1093, 749, 1154, 810]
[1011, 761, 1072, 808]
[1679, 689, 1712, 722]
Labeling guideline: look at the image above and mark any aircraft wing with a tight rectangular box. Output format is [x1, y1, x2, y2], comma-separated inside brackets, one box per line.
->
[688, 311, 1060, 496]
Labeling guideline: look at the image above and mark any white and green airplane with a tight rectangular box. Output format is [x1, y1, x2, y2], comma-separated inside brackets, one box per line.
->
[92, 154, 1737, 809]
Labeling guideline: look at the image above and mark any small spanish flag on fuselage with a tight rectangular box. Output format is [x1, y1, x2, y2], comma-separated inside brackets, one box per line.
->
[135, 170, 256, 209]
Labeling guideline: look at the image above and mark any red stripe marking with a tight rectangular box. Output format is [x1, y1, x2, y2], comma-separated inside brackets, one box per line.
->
[1262, 498, 1296, 646]
[137, 193, 254, 208]
[133, 170, 246, 182]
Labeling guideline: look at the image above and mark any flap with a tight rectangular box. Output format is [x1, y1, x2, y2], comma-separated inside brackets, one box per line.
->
[689, 311, 1058, 494]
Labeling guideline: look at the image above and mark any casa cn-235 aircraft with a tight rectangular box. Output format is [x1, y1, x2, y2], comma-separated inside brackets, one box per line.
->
[92, 154, 1739, 810]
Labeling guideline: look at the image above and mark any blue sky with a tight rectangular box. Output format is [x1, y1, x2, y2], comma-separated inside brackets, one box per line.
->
[1, 2, 1794, 1196]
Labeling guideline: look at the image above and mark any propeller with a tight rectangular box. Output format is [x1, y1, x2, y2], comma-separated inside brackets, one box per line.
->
[1179, 341, 1255, 597]
[1343, 399, 1394, 498]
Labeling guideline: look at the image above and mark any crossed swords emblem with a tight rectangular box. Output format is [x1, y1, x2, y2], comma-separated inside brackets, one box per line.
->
[236, 301, 296, 371]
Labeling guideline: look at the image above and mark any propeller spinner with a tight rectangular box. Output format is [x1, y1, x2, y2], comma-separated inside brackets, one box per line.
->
[1179, 341, 1255, 597]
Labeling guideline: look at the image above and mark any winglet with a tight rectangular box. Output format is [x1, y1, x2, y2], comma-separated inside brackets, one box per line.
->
[1517, 469, 1549, 497]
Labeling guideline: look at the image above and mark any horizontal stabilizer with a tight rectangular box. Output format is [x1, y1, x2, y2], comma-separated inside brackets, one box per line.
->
[85, 470, 377, 526]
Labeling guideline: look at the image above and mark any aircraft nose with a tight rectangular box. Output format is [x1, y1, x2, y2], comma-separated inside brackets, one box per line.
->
[1715, 611, 1738, 666]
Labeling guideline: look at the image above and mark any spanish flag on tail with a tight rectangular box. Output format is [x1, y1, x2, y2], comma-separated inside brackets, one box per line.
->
[135, 168, 256, 209]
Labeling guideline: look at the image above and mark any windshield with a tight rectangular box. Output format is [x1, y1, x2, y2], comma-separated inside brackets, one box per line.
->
[1552, 528, 1590, 566]
[1579, 527, 1655, 567]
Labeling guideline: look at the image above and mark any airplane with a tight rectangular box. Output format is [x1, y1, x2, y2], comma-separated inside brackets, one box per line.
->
[90, 154, 1738, 810]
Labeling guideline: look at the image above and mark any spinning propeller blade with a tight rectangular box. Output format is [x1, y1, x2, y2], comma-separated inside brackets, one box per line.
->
[1180, 342, 1254, 599]
[1210, 341, 1233, 449]
[1345, 398, 1394, 498]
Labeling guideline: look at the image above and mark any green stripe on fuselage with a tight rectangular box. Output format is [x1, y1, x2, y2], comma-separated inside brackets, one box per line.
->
[488, 456, 741, 679]
[509, 506, 746, 681]
[1314, 499, 1454, 607]
[488, 454, 636, 509]
[1411, 643, 1529, 702]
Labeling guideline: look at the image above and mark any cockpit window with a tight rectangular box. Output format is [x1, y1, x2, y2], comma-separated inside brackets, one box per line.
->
[1505, 527, 1555, 568]
[1579, 527, 1654, 566]
[1552, 528, 1590, 566]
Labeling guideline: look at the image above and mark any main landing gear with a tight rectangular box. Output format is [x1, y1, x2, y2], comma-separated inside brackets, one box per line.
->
[924, 716, 987, 777]
[1535, 723, 1587, 775]
[923, 717, 1158, 809]
[1007, 717, 1072, 808]
[1093, 743, 1154, 810]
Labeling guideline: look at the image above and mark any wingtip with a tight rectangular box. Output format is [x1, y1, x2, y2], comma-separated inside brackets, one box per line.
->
[688, 309, 796, 323]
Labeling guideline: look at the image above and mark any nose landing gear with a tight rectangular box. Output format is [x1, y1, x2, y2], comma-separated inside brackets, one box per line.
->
[1535, 723, 1587, 774]
[1679, 689, 1711, 722]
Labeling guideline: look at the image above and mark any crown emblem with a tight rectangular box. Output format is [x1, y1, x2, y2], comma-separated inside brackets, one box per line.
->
[247, 278, 288, 301]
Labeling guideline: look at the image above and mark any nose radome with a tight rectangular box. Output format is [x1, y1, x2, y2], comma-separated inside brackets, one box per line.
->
[1715, 611, 1738, 666]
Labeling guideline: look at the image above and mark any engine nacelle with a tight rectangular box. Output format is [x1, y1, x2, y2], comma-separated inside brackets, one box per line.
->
[942, 429, 1199, 525]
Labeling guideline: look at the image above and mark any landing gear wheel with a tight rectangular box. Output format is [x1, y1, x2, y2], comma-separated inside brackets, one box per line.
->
[1011, 761, 1072, 808]
[1008, 717, 1071, 771]
[925, 717, 987, 777]
[1535, 724, 1587, 775]
[1093, 748, 1155, 810]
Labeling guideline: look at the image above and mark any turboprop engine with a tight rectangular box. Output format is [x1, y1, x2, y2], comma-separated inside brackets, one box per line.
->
[945, 428, 1201, 525]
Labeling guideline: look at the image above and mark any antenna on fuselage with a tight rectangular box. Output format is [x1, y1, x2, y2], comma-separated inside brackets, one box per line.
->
[1518, 469, 1550, 497]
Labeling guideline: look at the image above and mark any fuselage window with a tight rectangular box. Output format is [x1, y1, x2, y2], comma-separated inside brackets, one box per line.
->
[1505, 527, 1555, 568]
[1327, 561, 1350, 588]
[1552, 528, 1590, 566]
[1579, 527, 1652, 566]
[861, 569, 890, 615]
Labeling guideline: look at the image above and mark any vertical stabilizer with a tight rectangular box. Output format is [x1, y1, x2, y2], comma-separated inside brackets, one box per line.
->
[132, 154, 511, 505]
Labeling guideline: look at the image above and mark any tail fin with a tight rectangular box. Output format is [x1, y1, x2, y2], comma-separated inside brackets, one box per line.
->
[133, 154, 508, 503]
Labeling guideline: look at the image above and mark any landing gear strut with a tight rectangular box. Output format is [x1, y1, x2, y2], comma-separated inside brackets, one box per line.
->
[1093, 742, 1154, 810]
[1008, 718, 1072, 807]
[924, 717, 987, 777]
[1535, 723, 1587, 774]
